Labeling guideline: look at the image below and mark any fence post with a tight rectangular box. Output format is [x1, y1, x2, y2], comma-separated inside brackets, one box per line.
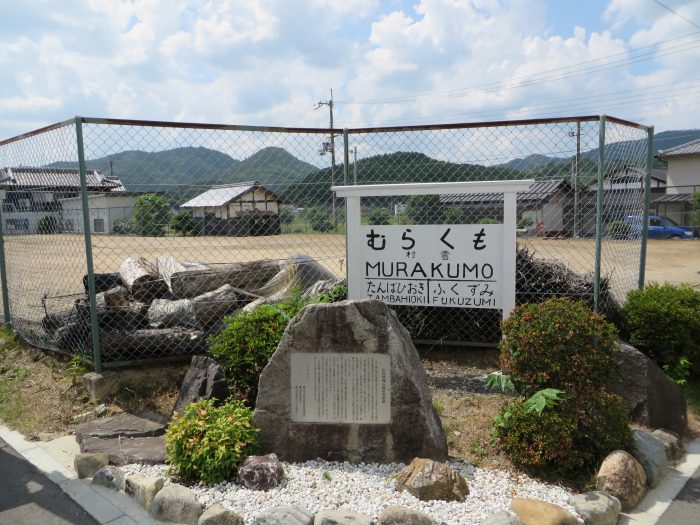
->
[593, 115, 607, 311]
[75, 117, 102, 373]
[0, 207, 11, 323]
[638, 126, 654, 289]
[343, 129, 350, 185]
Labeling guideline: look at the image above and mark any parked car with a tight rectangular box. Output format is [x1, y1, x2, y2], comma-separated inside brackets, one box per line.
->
[623, 215, 695, 239]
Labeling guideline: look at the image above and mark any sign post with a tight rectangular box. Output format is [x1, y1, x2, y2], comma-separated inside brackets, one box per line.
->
[333, 180, 533, 319]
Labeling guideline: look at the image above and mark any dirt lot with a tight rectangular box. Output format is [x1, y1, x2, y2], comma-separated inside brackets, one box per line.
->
[0, 233, 697, 320]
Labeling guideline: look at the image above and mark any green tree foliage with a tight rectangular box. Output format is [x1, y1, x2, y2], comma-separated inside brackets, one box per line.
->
[308, 206, 333, 232]
[131, 193, 172, 237]
[170, 210, 198, 236]
[367, 208, 391, 225]
[37, 215, 59, 234]
[693, 192, 700, 228]
[405, 194, 444, 224]
[166, 399, 258, 484]
[443, 206, 465, 224]
[279, 207, 294, 225]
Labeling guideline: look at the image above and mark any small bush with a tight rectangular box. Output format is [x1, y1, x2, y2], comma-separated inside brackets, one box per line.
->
[500, 298, 618, 396]
[444, 206, 465, 224]
[405, 195, 443, 224]
[131, 193, 172, 236]
[208, 298, 308, 402]
[367, 208, 391, 225]
[308, 206, 333, 232]
[37, 215, 59, 234]
[476, 217, 500, 225]
[606, 220, 632, 238]
[170, 211, 198, 236]
[316, 283, 348, 303]
[166, 399, 258, 484]
[624, 283, 700, 377]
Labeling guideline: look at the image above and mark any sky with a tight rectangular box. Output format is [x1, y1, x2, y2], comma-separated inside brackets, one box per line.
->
[1, 0, 700, 140]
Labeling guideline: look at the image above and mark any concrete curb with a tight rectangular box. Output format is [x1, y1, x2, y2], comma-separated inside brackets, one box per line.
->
[619, 438, 700, 525]
[0, 423, 161, 525]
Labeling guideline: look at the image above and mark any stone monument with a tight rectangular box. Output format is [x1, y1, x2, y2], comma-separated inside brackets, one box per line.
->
[253, 299, 447, 463]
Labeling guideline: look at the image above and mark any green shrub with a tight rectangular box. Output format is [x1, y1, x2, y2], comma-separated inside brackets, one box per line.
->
[476, 217, 500, 224]
[308, 206, 333, 232]
[624, 283, 700, 377]
[131, 193, 172, 236]
[170, 211, 198, 236]
[367, 208, 391, 225]
[500, 298, 618, 396]
[208, 299, 308, 402]
[444, 206, 465, 224]
[166, 399, 258, 484]
[405, 195, 443, 224]
[37, 215, 59, 234]
[316, 283, 348, 303]
[606, 220, 632, 238]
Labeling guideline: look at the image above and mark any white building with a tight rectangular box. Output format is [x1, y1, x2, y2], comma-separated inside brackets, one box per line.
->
[657, 138, 700, 195]
[60, 193, 141, 234]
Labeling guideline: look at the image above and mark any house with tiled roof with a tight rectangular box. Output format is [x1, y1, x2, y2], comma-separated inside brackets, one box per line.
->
[654, 138, 700, 228]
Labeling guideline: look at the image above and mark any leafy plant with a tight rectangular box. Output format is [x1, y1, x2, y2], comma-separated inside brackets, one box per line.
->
[322, 470, 332, 481]
[523, 388, 564, 416]
[443, 206, 465, 224]
[316, 284, 348, 304]
[518, 217, 534, 228]
[131, 193, 172, 237]
[166, 399, 258, 484]
[663, 356, 693, 386]
[37, 215, 59, 234]
[432, 400, 445, 416]
[476, 218, 500, 224]
[624, 283, 700, 378]
[170, 210, 198, 236]
[485, 372, 515, 394]
[405, 195, 443, 224]
[500, 298, 618, 396]
[208, 298, 308, 402]
[308, 206, 333, 232]
[367, 208, 391, 225]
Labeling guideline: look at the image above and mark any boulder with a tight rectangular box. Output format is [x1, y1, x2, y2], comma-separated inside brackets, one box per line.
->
[510, 498, 579, 525]
[395, 458, 469, 502]
[253, 300, 447, 463]
[172, 355, 230, 417]
[596, 450, 646, 511]
[125, 473, 164, 511]
[76, 413, 165, 444]
[652, 429, 685, 461]
[237, 453, 284, 491]
[74, 452, 109, 479]
[568, 491, 621, 525]
[80, 435, 166, 466]
[481, 511, 523, 525]
[150, 483, 203, 525]
[198, 503, 245, 525]
[314, 509, 372, 525]
[252, 505, 314, 525]
[92, 465, 126, 491]
[631, 430, 668, 488]
[377, 506, 438, 525]
[606, 341, 687, 434]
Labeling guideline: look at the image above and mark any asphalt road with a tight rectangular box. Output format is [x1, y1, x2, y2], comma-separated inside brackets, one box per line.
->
[0, 437, 99, 525]
[658, 463, 700, 524]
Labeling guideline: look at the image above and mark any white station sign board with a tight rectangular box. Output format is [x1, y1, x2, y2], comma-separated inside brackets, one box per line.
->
[361, 224, 503, 308]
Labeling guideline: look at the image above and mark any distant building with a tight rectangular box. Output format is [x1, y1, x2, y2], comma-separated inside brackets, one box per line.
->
[60, 193, 143, 234]
[0, 167, 125, 234]
[655, 139, 700, 227]
[180, 181, 285, 236]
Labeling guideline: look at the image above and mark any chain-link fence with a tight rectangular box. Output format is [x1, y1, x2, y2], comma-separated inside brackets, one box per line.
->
[0, 115, 651, 369]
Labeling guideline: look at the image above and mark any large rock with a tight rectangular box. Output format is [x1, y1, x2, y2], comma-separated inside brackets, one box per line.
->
[150, 483, 203, 525]
[652, 429, 685, 461]
[76, 413, 165, 444]
[568, 491, 621, 525]
[510, 498, 579, 525]
[481, 511, 523, 525]
[596, 450, 647, 511]
[253, 300, 447, 463]
[125, 473, 164, 511]
[606, 341, 687, 434]
[253, 506, 314, 525]
[198, 503, 245, 525]
[172, 355, 230, 417]
[377, 506, 438, 525]
[631, 430, 668, 488]
[237, 453, 284, 491]
[395, 458, 469, 502]
[92, 466, 126, 491]
[74, 452, 109, 479]
[314, 509, 372, 525]
[80, 435, 166, 465]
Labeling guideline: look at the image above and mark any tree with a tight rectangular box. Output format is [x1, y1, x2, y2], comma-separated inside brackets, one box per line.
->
[367, 208, 391, 225]
[170, 210, 198, 236]
[279, 207, 294, 232]
[37, 215, 58, 234]
[443, 206, 465, 224]
[694, 192, 700, 230]
[308, 206, 332, 232]
[131, 193, 172, 237]
[405, 195, 444, 224]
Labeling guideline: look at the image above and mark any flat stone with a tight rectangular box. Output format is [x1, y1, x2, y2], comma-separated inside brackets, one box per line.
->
[395, 458, 469, 502]
[510, 498, 579, 525]
[80, 435, 166, 465]
[238, 453, 284, 491]
[76, 413, 165, 445]
[198, 503, 245, 525]
[74, 452, 109, 479]
[481, 511, 523, 525]
[92, 465, 126, 491]
[377, 505, 438, 525]
[172, 355, 230, 417]
[652, 429, 685, 461]
[314, 508, 372, 525]
[631, 430, 668, 488]
[253, 300, 447, 463]
[125, 473, 164, 512]
[252, 505, 314, 525]
[569, 491, 621, 525]
[596, 450, 646, 511]
[150, 483, 203, 525]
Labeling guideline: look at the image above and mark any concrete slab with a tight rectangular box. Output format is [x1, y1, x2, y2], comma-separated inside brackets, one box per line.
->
[37, 434, 81, 476]
[58, 479, 123, 524]
[21, 446, 75, 484]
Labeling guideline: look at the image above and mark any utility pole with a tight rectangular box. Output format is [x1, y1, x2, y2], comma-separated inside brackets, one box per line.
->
[316, 89, 337, 230]
[568, 122, 581, 237]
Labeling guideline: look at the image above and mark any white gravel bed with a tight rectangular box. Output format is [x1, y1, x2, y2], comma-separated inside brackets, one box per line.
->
[123, 460, 580, 524]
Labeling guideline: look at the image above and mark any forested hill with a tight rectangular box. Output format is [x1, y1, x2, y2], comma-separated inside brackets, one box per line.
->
[281, 151, 522, 207]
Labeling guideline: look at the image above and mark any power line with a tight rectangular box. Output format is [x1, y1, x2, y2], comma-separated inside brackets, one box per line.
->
[653, 0, 700, 31]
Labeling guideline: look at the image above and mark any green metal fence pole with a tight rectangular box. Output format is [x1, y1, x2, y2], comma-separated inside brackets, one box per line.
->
[0, 206, 11, 323]
[343, 129, 350, 185]
[593, 115, 607, 312]
[638, 126, 654, 289]
[75, 117, 102, 372]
